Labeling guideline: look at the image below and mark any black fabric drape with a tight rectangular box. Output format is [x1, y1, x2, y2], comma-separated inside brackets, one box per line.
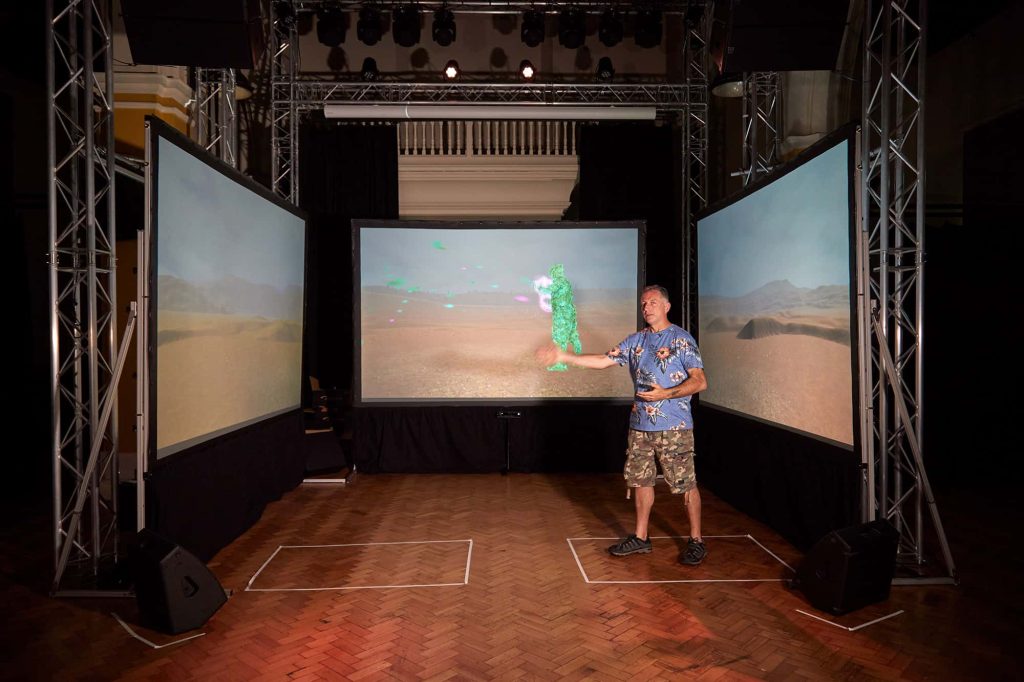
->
[578, 122, 682, 304]
[147, 411, 305, 561]
[299, 121, 399, 394]
[695, 405, 860, 550]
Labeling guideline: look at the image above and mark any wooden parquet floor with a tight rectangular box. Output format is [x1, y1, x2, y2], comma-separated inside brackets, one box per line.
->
[3, 474, 1021, 680]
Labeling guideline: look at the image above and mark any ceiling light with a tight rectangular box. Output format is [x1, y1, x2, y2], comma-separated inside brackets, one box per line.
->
[598, 9, 623, 48]
[432, 7, 456, 46]
[521, 10, 545, 48]
[558, 8, 585, 49]
[634, 9, 662, 48]
[357, 7, 383, 45]
[315, 5, 346, 47]
[392, 4, 422, 47]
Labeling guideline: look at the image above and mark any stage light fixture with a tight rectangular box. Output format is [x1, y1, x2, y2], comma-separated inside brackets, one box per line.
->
[316, 5, 346, 47]
[443, 59, 460, 80]
[361, 57, 380, 82]
[521, 10, 545, 48]
[519, 59, 536, 80]
[558, 8, 586, 49]
[274, 1, 296, 30]
[597, 56, 614, 82]
[634, 9, 662, 48]
[432, 7, 456, 46]
[392, 4, 422, 47]
[710, 72, 744, 98]
[357, 7, 383, 45]
[598, 9, 623, 47]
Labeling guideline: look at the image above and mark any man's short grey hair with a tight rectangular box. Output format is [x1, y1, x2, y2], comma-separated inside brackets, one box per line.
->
[642, 284, 671, 302]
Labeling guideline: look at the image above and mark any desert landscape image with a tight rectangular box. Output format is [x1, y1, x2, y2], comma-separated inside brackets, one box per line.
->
[696, 140, 854, 445]
[360, 287, 636, 400]
[157, 275, 304, 456]
[155, 137, 306, 457]
[698, 279, 853, 445]
[358, 226, 640, 401]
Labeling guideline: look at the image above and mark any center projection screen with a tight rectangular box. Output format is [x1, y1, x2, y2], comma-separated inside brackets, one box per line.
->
[697, 133, 856, 447]
[151, 122, 306, 460]
[355, 222, 643, 404]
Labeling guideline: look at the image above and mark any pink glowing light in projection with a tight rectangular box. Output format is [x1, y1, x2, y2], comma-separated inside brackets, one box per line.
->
[532, 276, 553, 313]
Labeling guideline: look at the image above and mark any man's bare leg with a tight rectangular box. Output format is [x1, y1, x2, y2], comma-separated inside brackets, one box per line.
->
[684, 487, 702, 541]
[634, 486, 655, 539]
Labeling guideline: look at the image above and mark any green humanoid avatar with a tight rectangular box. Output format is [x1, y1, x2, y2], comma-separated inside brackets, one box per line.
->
[543, 264, 582, 371]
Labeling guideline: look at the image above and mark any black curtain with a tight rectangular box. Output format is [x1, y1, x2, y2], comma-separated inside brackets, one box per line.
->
[578, 122, 683, 306]
[299, 120, 399, 397]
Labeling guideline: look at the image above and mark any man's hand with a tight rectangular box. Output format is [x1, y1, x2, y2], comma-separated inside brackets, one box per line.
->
[636, 382, 672, 402]
[535, 344, 563, 366]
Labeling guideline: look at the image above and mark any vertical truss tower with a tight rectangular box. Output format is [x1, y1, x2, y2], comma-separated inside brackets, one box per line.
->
[740, 71, 782, 187]
[680, 1, 712, 330]
[46, 0, 122, 593]
[271, 14, 299, 203]
[192, 68, 239, 168]
[859, 0, 955, 583]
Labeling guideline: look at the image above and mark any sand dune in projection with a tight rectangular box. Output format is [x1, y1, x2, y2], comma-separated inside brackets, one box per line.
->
[360, 289, 636, 400]
[157, 311, 302, 451]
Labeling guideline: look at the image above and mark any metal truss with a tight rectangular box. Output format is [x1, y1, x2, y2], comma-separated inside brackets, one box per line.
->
[271, 13, 299, 203]
[739, 71, 781, 187]
[292, 81, 701, 107]
[46, 0, 123, 594]
[192, 68, 239, 168]
[859, 0, 954, 583]
[680, 1, 712, 330]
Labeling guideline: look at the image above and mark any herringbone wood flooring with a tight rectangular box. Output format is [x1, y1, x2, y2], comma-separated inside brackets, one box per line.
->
[3, 474, 1020, 680]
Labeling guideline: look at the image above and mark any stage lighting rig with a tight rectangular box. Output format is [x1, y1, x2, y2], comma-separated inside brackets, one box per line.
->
[558, 8, 585, 49]
[316, 4, 346, 47]
[361, 57, 380, 81]
[634, 8, 662, 48]
[519, 59, 536, 80]
[521, 10, 545, 48]
[598, 8, 623, 47]
[392, 4, 422, 47]
[444, 59, 460, 80]
[432, 6, 456, 46]
[357, 6, 383, 45]
[597, 56, 614, 82]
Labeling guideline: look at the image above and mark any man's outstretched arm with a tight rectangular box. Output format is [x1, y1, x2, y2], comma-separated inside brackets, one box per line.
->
[535, 344, 618, 370]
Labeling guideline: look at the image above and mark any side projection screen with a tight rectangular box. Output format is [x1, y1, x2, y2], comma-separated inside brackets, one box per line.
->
[697, 135, 855, 446]
[355, 222, 643, 404]
[151, 123, 306, 460]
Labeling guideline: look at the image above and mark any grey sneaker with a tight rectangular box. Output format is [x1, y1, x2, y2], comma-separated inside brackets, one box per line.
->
[608, 534, 652, 556]
[678, 537, 707, 565]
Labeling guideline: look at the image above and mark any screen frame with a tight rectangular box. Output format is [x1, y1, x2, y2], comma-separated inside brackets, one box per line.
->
[145, 116, 309, 469]
[694, 122, 861, 453]
[352, 219, 647, 407]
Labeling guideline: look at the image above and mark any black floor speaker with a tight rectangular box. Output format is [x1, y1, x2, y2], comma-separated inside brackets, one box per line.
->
[132, 529, 228, 634]
[793, 519, 899, 615]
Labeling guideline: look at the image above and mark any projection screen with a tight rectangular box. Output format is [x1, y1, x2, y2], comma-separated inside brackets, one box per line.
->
[148, 120, 307, 460]
[354, 221, 643, 404]
[696, 132, 856, 446]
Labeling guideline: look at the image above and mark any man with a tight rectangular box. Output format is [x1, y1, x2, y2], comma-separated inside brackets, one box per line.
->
[537, 284, 708, 565]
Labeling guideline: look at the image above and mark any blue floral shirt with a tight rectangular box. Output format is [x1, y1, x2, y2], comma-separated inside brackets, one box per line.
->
[608, 325, 704, 432]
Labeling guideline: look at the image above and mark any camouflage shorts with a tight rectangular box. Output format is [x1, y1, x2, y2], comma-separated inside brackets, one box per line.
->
[624, 429, 696, 494]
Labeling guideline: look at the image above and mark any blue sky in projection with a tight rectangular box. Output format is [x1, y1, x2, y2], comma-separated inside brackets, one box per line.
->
[698, 141, 850, 298]
[360, 227, 638, 294]
[157, 138, 305, 290]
